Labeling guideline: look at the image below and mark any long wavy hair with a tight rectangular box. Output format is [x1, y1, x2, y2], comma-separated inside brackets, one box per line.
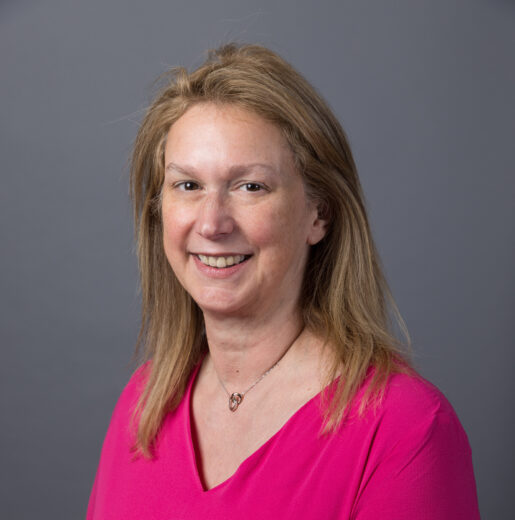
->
[130, 43, 410, 457]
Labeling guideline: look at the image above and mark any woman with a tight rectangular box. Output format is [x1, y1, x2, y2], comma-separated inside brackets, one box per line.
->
[87, 43, 480, 519]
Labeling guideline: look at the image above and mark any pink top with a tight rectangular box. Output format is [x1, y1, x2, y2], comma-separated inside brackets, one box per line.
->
[87, 363, 480, 519]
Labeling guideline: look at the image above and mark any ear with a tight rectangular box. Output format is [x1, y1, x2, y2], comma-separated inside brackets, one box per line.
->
[307, 201, 329, 245]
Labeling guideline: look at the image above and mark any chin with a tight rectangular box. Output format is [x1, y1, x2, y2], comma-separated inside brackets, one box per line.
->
[192, 289, 249, 316]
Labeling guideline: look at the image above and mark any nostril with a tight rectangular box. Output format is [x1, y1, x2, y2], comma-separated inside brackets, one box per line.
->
[196, 201, 234, 238]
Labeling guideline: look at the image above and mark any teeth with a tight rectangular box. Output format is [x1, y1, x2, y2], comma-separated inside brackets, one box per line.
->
[198, 254, 247, 268]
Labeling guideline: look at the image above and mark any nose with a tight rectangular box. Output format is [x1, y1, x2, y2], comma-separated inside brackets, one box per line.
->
[195, 191, 235, 239]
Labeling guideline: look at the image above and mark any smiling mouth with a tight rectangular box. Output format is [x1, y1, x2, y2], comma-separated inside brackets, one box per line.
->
[196, 254, 251, 269]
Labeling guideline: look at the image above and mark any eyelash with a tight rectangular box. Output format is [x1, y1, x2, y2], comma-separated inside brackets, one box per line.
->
[239, 182, 264, 192]
[173, 181, 267, 192]
[175, 181, 199, 191]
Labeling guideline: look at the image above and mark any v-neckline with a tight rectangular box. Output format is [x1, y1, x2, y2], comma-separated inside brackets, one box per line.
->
[184, 360, 331, 494]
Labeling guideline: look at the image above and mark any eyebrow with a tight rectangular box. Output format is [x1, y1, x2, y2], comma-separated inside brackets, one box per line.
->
[164, 162, 278, 176]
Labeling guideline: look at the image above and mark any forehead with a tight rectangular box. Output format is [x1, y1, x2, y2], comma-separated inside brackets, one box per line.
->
[164, 103, 292, 165]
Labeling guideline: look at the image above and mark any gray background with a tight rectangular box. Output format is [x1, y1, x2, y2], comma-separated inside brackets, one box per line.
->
[1, 0, 513, 518]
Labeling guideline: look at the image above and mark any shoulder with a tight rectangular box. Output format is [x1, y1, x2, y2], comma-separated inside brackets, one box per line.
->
[358, 368, 472, 458]
[343, 370, 480, 518]
[117, 362, 151, 406]
[121, 361, 151, 400]
[382, 369, 457, 420]
[106, 361, 152, 435]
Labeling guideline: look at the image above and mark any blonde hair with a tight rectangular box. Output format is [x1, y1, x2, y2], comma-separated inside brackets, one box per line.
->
[130, 43, 410, 456]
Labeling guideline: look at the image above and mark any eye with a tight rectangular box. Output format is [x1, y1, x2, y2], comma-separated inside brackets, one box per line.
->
[240, 182, 264, 192]
[176, 181, 200, 191]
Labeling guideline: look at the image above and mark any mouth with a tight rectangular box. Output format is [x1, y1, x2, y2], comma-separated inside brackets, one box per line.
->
[195, 254, 251, 269]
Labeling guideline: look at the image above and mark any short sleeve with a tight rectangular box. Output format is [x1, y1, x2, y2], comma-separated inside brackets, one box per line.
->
[351, 406, 480, 520]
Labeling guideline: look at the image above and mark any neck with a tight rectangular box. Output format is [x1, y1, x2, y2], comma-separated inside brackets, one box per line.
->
[202, 304, 305, 391]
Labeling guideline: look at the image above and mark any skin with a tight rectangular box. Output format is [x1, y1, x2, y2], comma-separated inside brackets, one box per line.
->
[162, 103, 325, 320]
[162, 103, 330, 489]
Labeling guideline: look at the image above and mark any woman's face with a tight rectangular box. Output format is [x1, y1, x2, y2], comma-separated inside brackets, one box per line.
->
[161, 103, 326, 318]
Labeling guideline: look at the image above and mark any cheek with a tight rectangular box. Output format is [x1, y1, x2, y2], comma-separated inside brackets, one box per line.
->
[243, 202, 307, 259]
[161, 203, 192, 254]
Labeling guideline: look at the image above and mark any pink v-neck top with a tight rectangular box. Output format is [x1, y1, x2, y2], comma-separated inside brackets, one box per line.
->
[87, 363, 480, 519]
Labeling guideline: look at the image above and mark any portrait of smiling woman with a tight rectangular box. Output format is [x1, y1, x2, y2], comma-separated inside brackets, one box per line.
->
[87, 43, 480, 519]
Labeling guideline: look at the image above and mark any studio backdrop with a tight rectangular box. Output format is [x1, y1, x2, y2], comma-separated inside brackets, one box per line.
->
[1, 1, 513, 518]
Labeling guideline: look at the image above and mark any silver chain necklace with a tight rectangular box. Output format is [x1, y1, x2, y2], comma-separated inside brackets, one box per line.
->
[214, 328, 304, 412]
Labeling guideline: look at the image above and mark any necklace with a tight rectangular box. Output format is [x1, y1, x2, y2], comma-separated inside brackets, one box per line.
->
[214, 327, 304, 412]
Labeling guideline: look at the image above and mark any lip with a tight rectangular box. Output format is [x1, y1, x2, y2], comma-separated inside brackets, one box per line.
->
[191, 252, 252, 257]
[191, 254, 251, 279]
